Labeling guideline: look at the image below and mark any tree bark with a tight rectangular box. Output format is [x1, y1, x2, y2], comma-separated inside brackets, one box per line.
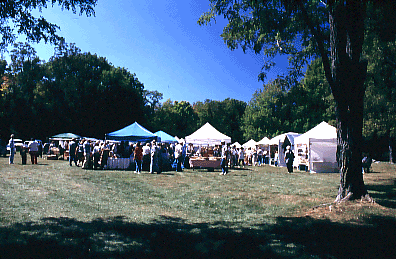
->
[327, 1, 371, 202]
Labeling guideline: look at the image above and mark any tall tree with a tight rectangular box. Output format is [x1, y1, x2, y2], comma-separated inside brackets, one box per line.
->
[0, 0, 97, 50]
[152, 99, 198, 138]
[200, 0, 396, 201]
[193, 98, 246, 143]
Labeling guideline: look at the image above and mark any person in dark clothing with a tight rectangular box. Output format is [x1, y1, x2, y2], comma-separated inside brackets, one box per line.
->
[362, 154, 373, 174]
[69, 138, 78, 166]
[20, 144, 28, 165]
[284, 146, 295, 173]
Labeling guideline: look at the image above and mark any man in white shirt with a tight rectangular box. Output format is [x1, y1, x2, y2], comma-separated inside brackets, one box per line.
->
[28, 139, 39, 164]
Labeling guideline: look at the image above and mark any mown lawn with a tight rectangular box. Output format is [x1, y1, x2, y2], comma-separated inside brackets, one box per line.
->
[0, 156, 395, 258]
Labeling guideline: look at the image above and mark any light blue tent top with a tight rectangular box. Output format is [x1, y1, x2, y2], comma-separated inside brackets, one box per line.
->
[50, 133, 81, 140]
[106, 122, 157, 142]
[154, 130, 178, 143]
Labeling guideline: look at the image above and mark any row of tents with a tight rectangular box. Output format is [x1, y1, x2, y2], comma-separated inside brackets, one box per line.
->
[237, 121, 338, 173]
[51, 121, 338, 174]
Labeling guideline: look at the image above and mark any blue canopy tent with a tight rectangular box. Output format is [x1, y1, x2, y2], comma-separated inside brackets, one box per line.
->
[154, 130, 178, 143]
[106, 122, 157, 142]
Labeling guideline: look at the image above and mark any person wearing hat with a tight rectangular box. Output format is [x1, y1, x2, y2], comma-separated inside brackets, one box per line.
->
[8, 134, 15, 164]
[284, 145, 295, 173]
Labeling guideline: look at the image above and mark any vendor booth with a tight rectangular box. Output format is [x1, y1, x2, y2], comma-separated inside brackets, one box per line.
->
[185, 122, 231, 170]
[49, 133, 82, 159]
[106, 122, 157, 142]
[268, 132, 301, 167]
[294, 121, 338, 173]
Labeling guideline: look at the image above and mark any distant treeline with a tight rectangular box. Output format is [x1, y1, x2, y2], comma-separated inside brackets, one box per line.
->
[0, 41, 394, 161]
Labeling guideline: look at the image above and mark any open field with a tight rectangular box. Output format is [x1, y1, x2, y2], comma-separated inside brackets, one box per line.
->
[1, 156, 395, 258]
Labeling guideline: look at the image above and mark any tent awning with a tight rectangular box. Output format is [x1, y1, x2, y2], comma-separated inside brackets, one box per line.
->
[185, 122, 231, 145]
[294, 122, 336, 144]
[106, 122, 157, 142]
[154, 130, 178, 143]
[49, 133, 81, 140]
[257, 137, 270, 145]
[242, 139, 258, 148]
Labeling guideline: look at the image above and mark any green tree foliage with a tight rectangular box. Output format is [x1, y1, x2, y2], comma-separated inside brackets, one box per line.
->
[151, 99, 198, 138]
[193, 98, 246, 143]
[242, 58, 335, 142]
[0, 42, 146, 140]
[242, 80, 286, 140]
[0, 0, 97, 50]
[363, 30, 396, 162]
[3, 42, 45, 138]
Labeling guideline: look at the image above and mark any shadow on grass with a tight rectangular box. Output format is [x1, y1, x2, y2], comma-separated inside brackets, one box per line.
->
[366, 182, 396, 209]
[1, 215, 395, 258]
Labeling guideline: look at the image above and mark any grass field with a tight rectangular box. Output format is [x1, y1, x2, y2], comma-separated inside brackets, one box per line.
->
[0, 155, 395, 258]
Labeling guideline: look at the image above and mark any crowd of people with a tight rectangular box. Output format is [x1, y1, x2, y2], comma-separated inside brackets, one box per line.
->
[64, 138, 192, 174]
[7, 134, 297, 174]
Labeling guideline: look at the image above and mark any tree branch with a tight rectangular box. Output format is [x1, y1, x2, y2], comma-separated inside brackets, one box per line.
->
[296, 1, 334, 89]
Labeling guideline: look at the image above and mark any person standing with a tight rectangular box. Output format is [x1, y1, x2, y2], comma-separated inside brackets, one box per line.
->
[142, 143, 151, 171]
[150, 140, 160, 174]
[175, 142, 183, 172]
[82, 140, 91, 169]
[68, 138, 78, 166]
[284, 146, 295, 173]
[28, 139, 39, 164]
[274, 151, 279, 166]
[8, 134, 15, 164]
[134, 142, 143, 174]
[20, 144, 28, 165]
[220, 141, 229, 175]
[100, 141, 110, 169]
[238, 147, 245, 168]
[92, 142, 101, 170]
[257, 147, 263, 166]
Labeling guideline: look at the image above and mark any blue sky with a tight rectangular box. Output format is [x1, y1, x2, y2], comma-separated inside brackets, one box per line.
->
[10, 0, 289, 104]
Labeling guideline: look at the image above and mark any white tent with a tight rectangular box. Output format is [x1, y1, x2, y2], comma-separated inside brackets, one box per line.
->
[242, 139, 258, 148]
[232, 142, 242, 148]
[268, 132, 301, 167]
[257, 137, 270, 145]
[294, 121, 338, 173]
[185, 122, 231, 145]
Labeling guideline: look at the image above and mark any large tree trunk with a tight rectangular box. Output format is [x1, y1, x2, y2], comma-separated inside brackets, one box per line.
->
[328, 1, 371, 202]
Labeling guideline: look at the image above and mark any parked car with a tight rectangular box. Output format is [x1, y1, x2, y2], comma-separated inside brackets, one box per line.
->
[7, 139, 24, 153]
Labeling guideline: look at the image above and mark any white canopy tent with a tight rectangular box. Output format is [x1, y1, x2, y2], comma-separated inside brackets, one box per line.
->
[294, 121, 338, 173]
[257, 137, 270, 145]
[232, 142, 242, 148]
[242, 139, 258, 148]
[268, 132, 301, 167]
[185, 122, 231, 146]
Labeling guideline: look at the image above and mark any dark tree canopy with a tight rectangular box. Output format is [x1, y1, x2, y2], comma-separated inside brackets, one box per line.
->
[0, 0, 97, 50]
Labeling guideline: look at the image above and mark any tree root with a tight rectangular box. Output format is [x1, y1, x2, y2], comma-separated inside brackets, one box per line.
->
[334, 192, 375, 204]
